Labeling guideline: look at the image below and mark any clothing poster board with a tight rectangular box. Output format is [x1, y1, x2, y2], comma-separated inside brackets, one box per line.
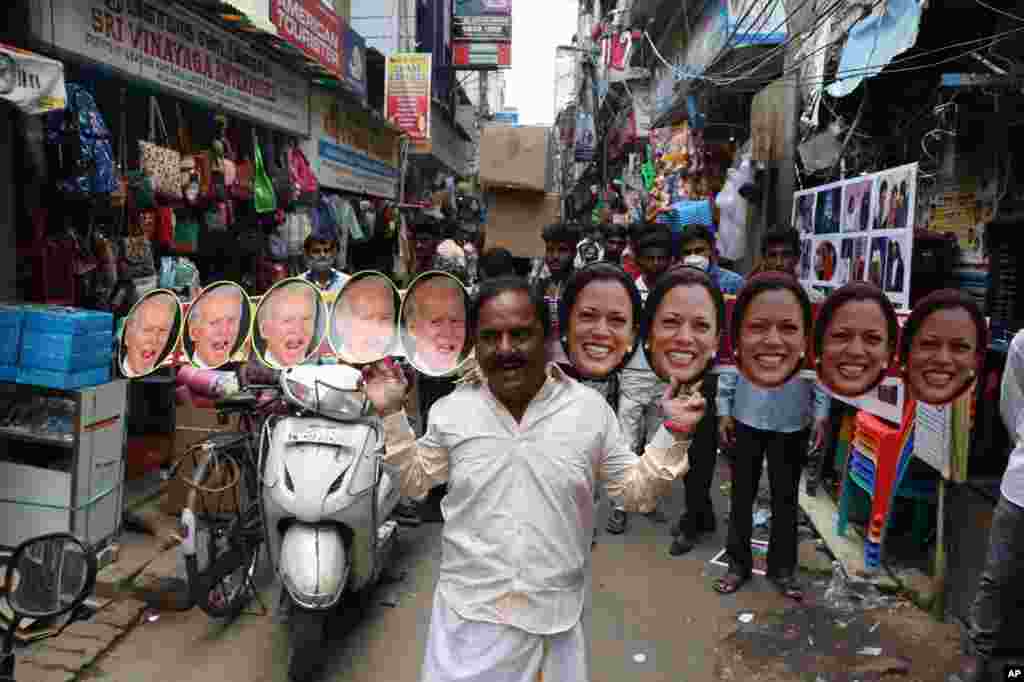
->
[795, 163, 917, 310]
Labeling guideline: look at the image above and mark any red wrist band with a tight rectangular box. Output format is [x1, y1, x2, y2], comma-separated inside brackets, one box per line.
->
[663, 419, 693, 435]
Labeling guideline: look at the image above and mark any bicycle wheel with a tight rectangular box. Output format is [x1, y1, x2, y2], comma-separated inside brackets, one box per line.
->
[180, 434, 262, 621]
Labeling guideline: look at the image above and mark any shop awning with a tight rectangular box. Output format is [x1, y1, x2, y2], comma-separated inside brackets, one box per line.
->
[0, 43, 66, 115]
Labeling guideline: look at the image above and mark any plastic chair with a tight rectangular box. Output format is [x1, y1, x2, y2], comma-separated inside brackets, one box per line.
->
[835, 400, 937, 569]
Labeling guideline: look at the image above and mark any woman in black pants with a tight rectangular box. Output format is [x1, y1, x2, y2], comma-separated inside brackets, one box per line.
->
[714, 273, 830, 600]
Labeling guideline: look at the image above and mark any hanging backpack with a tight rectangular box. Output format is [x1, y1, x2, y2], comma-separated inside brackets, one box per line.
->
[46, 83, 117, 197]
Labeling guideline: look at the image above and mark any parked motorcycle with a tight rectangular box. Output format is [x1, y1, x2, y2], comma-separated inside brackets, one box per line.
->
[261, 363, 401, 681]
[1, 533, 98, 682]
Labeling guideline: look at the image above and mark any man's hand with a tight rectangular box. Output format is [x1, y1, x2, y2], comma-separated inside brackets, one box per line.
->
[362, 358, 410, 417]
[811, 417, 829, 451]
[661, 378, 707, 436]
[719, 416, 737, 450]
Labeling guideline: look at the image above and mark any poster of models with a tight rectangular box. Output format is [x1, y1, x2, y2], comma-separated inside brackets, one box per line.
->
[794, 163, 916, 310]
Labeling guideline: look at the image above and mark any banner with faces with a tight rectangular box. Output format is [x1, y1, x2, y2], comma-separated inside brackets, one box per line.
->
[119, 264, 986, 408]
[796, 163, 916, 310]
[117, 271, 474, 380]
[556, 264, 985, 408]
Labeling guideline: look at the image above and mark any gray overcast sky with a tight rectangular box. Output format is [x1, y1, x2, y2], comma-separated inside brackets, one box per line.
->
[505, 0, 578, 126]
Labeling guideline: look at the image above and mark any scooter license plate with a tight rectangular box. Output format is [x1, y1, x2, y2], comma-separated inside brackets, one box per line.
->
[287, 427, 346, 446]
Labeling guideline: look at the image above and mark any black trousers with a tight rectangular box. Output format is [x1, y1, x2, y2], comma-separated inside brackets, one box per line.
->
[969, 494, 1024, 659]
[726, 421, 808, 578]
[679, 377, 719, 535]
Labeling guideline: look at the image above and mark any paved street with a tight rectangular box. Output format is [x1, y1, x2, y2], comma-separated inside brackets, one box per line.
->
[56, 461, 967, 682]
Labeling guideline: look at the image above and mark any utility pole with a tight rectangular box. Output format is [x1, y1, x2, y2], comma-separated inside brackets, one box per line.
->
[479, 70, 490, 120]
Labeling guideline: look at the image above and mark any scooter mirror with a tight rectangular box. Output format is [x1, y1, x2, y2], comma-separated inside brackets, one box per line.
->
[4, 533, 97, 621]
[281, 364, 368, 419]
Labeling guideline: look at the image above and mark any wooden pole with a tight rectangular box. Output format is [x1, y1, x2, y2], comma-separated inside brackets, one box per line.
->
[930, 478, 947, 620]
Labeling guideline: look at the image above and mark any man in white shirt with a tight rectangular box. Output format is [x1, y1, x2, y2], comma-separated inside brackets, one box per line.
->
[122, 293, 177, 378]
[187, 286, 245, 369]
[957, 329, 1024, 681]
[258, 281, 319, 369]
[364, 276, 706, 682]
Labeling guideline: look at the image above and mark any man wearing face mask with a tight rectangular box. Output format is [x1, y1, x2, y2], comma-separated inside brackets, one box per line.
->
[714, 228, 830, 599]
[301, 232, 350, 296]
[677, 224, 744, 296]
[665, 223, 745, 554]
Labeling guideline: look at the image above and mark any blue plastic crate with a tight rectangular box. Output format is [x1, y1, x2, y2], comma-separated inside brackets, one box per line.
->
[20, 330, 113, 372]
[0, 304, 24, 327]
[0, 365, 16, 383]
[16, 365, 111, 390]
[20, 305, 113, 335]
[0, 305, 24, 366]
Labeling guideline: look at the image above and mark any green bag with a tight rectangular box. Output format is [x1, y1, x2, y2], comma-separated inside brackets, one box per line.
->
[173, 212, 199, 254]
[126, 170, 155, 209]
[252, 130, 277, 214]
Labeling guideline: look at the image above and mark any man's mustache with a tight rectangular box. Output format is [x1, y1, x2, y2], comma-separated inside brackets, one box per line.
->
[492, 354, 526, 369]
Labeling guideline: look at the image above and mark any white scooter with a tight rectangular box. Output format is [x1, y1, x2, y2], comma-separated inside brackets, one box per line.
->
[260, 364, 401, 681]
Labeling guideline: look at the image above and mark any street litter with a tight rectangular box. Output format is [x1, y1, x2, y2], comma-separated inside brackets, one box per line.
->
[824, 560, 897, 613]
[869, 622, 879, 633]
[633, 653, 647, 663]
[857, 646, 883, 656]
[143, 608, 160, 623]
[808, 636, 814, 646]
[737, 612, 755, 624]
[752, 509, 772, 526]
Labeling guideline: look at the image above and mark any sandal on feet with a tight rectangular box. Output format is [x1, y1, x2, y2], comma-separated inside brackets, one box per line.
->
[713, 570, 750, 595]
[669, 534, 696, 556]
[770, 575, 804, 601]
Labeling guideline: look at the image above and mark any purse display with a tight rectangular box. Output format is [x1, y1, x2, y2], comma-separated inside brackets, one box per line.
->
[139, 96, 181, 201]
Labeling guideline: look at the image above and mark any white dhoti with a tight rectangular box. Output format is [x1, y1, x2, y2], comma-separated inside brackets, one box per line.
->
[421, 589, 588, 682]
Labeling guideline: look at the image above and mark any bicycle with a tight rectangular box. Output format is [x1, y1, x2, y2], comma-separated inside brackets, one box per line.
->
[172, 383, 281, 622]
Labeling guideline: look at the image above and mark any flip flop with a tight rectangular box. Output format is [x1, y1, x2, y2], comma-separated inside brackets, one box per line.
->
[713, 570, 750, 595]
[770, 575, 804, 602]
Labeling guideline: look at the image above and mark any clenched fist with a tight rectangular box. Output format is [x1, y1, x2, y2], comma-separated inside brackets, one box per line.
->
[362, 358, 411, 417]
[661, 378, 707, 436]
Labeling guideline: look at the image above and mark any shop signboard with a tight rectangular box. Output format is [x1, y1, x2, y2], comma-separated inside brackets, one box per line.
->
[270, 0, 342, 78]
[452, 0, 511, 69]
[341, 25, 367, 101]
[34, 0, 310, 136]
[385, 53, 431, 142]
[0, 43, 66, 115]
[307, 88, 399, 199]
[452, 42, 512, 69]
[794, 163, 918, 311]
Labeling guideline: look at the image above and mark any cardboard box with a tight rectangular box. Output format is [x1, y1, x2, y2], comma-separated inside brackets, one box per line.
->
[161, 403, 240, 517]
[479, 125, 550, 192]
[485, 189, 561, 259]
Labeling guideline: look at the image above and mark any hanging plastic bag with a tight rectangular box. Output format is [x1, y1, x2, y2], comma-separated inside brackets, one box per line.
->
[252, 130, 278, 214]
[715, 160, 753, 262]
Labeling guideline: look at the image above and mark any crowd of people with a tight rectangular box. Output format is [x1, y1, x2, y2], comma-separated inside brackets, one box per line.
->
[279, 213, 1018, 682]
